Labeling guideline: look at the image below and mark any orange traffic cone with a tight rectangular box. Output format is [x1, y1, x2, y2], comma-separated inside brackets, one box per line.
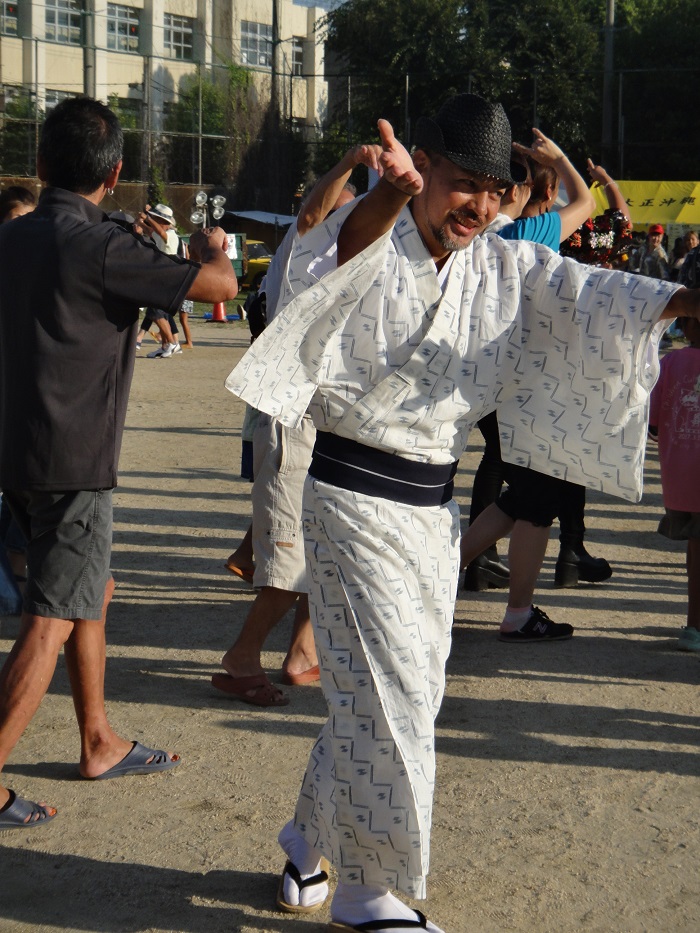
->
[211, 302, 227, 322]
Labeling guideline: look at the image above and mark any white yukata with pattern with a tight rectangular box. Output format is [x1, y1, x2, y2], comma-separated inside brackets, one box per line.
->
[226, 200, 679, 898]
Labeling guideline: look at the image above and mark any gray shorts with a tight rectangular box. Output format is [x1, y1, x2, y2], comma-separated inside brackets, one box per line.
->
[658, 509, 700, 541]
[251, 414, 315, 592]
[4, 489, 113, 620]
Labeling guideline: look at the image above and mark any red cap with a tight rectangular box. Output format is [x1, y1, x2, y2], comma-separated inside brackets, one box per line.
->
[648, 223, 664, 235]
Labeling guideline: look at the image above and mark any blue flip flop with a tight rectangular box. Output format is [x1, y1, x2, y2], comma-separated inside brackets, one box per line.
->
[0, 790, 57, 830]
[91, 741, 180, 780]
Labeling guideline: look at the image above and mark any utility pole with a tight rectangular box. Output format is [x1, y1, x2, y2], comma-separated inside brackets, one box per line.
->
[33, 35, 39, 169]
[271, 0, 280, 116]
[142, 55, 152, 181]
[602, 0, 615, 166]
[198, 62, 203, 187]
[82, 5, 94, 97]
[404, 73, 410, 143]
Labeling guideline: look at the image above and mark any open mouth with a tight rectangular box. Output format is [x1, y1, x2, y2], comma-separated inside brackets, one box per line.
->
[449, 212, 480, 237]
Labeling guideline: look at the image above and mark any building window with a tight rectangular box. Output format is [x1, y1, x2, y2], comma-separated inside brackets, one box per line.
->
[45, 89, 72, 111]
[241, 20, 273, 69]
[107, 4, 139, 53]
[164, 13, 193, 60]
[45, 0, 83, 46]
[291, 37, 304, 77]
[1, 1, 18, 36]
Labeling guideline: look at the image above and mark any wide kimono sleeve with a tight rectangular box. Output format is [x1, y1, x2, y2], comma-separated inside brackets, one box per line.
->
[224, 200, 395, 428]
[495, 240, 681, 501]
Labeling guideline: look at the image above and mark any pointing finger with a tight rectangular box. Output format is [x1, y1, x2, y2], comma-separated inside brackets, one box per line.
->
[377, 119, 396, 150]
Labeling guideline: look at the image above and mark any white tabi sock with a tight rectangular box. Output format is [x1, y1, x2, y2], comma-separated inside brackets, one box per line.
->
[277, 820, 328, 909]
[500, 605, 532, 632]
[331, 883, 445, 932]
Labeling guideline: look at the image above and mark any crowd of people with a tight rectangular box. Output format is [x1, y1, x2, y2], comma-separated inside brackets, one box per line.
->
[0, 91, 699, 933]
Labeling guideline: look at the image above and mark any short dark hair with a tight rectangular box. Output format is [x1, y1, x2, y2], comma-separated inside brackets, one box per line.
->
[0, 185, 36, 223]
[38, 96, 123, 194]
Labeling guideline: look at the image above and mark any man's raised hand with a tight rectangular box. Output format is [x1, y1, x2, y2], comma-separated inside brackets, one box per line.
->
[513, 128, 565, 167]
[351, 143, 383, 174]
[377, 120, 423, 197]
[189, 226, 227, 262]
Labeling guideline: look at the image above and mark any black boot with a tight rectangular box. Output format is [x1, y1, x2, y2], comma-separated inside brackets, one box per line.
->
[554, 543, 612, 588]
[463, 548, 510, 592]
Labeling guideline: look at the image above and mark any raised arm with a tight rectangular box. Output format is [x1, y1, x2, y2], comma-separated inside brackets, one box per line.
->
[186, 226, 238, 303]
[297, 143, 381, 237]
[138, 204, 169, 244]
[337, 120, 423, 267]
[660, 287, 700, 321]
[586, 159, 630, 220]
[514, 129, 596, 241]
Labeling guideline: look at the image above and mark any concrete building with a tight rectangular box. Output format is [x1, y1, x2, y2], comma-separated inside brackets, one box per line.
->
[0, 1, 328, 136]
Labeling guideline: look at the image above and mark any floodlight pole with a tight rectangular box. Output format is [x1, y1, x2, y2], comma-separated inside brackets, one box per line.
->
[602, 0, 615, 168]
[198, 63, 203, 188]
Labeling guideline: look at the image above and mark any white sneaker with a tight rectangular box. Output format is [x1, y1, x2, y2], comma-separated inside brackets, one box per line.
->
[159, 343, 180, 358]
[147, 346, 166, 358]
[171, 343, 182, 354]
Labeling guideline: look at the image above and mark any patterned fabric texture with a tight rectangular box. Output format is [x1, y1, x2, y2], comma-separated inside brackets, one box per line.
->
[293, 477, 459, 898]
[250, 413, 315, 592]
[226, 202, 679, 502]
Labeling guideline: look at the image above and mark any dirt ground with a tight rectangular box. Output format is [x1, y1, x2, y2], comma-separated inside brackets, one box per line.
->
[0, 319, 698, 933]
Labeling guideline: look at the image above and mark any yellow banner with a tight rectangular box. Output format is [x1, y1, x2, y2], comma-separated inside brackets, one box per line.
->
[590, 181, 700, 228]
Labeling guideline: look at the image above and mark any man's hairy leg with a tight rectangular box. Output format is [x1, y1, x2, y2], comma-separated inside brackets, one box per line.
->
[64, 577, 133, 778]
[221, 586, 300, 678]
[281, 596, 318, 678]
[0, 612, 72, 811]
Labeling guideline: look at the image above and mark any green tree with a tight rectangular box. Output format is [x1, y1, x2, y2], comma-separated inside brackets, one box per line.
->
[322, 0, 699, 179]
[323, 0, 600, 160]
[146, 164, 166, 207]
[164, 64, 308, 211]
[164, 73, 228, 184]
[0, 94, 40, 176]
[614, 0, 700, 178]
[108, 94, 143, 182]
[322, 0, 473, 146]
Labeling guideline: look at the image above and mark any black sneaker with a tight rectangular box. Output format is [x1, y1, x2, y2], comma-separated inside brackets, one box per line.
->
[498, 606, 574, 643]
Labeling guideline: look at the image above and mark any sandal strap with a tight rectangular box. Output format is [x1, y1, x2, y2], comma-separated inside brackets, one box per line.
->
[283, 860, 329, 891]
[352, 911, 428, 931]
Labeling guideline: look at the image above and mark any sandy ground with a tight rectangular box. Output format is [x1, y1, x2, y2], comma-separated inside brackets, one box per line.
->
[0, 320, 698, 933]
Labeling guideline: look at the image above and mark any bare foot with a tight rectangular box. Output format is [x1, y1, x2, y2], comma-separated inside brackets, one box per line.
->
[226, 552, 254, 576]
[220, 649, 265, 681]
[281, 649, 319, 679]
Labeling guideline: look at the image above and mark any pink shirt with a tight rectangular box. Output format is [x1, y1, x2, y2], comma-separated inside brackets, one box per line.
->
[649, 346, 700, 511]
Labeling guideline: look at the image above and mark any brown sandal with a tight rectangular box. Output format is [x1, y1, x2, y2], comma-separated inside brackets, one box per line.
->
[211, 672, 289, 707]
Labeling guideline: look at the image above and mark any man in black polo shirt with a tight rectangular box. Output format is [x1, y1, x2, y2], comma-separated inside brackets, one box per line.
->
[0, 97, 237, 829]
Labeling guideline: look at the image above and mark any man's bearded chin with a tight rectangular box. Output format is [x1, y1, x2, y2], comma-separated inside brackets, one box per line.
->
[430, 221, 473, 253]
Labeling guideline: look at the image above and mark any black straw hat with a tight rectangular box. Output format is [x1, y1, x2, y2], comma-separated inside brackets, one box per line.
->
[414, 94, 527, 186]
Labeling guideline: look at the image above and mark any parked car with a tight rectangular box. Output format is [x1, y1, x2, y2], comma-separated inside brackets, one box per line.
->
[241, 240, 273, 290]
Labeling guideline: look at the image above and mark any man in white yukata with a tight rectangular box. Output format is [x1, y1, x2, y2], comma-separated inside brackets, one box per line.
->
[227, 95, 700, 932]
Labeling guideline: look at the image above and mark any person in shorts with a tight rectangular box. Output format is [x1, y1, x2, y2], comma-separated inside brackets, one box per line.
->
[137, 203, 183, 357]
[214, 147, 376, 707]
[0, 96, 237, 830]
